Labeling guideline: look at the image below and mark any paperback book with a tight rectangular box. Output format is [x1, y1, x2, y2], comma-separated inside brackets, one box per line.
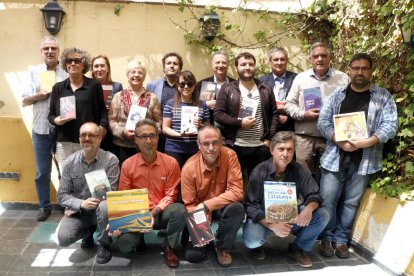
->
[101, 84, 113, 109]
[60, 95, 76, 120]
[264, 181, 298, 223]
[303, 87, 321, 111]
[181, 106, 199, 133]
[185, 208, 215, 247]
[39, 71, 56, 93]
[125, 105, 148, 130]
[199, 81, 219, 101]
[333, 111, 368, 142]
[84, 169, 112, 200]
[238, 96, 258, 119]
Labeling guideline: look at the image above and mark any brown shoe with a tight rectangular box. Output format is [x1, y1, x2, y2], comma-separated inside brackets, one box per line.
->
[215, 247, 232, 267]
[288, 243, 312, 268]
[320, 240, 334, 257]
[335, 243, 350, 259]
[162, 244, 180, 268]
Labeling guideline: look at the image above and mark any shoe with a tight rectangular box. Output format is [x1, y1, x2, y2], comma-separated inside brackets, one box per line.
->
[215, 247, 232, 267]
[320, 240, 334, 257]
[96, 245, 112, 264]
[36, 209, 51, 221]
[81, 225, 96, 249]
[250, 247, 265, 260]
[335, 243, 350, 259]
[288, 243, 312, 268]
[162, 244, 180, 268]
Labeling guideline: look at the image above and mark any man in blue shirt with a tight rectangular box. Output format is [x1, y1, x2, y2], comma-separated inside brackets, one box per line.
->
[317, 53, 398, 259]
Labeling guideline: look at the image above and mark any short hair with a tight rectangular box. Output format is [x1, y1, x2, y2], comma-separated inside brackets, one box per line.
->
[348, 53, 373, 68]
[40, 36, 59, 49]
[212, 50, 229, 62]
[173, 70, 199, 113]
[91, 55, 113, 83]
[197, 125, 222, 141]
[60, 48, 91, 74]
[308, 42, 331, 57]
[126, 59, 147, 75]
[235, 52, 256, 67]
[270, 131, 296, 150]
[162, 52, 184, 70]
[268, 47, 288, 60]
[134, 119, 159, 136]
[80, 122, 101, 135]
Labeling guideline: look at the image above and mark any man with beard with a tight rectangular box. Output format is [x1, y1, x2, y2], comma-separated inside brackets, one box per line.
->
[56, 122, 120, 264]
[317, 53, 397, 258]
[214, 52, 278, 179]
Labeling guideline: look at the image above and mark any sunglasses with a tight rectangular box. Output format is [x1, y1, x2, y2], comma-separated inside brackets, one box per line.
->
[66, 58, 83, 64]
[179, 82, 194, 89]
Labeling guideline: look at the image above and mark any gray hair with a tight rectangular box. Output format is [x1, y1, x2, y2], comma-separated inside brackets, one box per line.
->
[308, 42, 331, 57]
[212, 50, 229, 62]
[40, 36, 59, 48]
[60, 48, 91, 74]
[134, 119, 159, 136]
[126, 59, 147, 75]
[270, 131, 296, 150]
[268, 47, 288, 60]
[197, 125, 222, 141]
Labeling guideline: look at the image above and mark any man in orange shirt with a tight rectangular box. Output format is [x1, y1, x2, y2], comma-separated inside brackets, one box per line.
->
[111, 119, 186, 268]
[181, 125, 245, 267]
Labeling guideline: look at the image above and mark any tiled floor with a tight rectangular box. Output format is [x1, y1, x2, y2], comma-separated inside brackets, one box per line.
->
[0, 209, 391, 276]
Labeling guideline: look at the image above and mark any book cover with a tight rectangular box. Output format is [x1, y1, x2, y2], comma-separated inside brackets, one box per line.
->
[84, 169, 112, 200]
[333, 111, 368, 142]
[39, 71, 56, 93]
[303, 87, 321, 111]
[125, 105, 148, 131]
[238, 96, 258, 119]
[101, 84, 113, 109]
[264, 181, 298, 223]
[106, 188, 151, 233]
[60, 95, 76, 120]
[181, 106, 199, 133]
[199, 81, 218, 101]
[185, 208, 215, 246]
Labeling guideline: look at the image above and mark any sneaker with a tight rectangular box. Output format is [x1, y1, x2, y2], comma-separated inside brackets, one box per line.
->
[288, 243, 312, 268]
[162, 244, 180, 268]
[36, 209, 51, 221]
[320, 240, 334, 257]
[335, 243, 350, 259]
[96, 245, 112, 264]
[215, 247, 232, 267]
[250, 247, 265, 260]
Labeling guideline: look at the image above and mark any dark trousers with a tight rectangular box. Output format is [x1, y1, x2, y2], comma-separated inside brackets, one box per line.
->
[112, 144, 138, 168]
[232, 144, 271, 178]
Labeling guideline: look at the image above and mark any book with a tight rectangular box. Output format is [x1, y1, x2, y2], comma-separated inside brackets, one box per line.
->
[333, 111, 368, 142]
[238, 96, 258, 119]
[39, 71, 56, 93]
[181, 106, 199, 133]
[199, 81, 219, 101]
[264, 181, 298, 223]
[125, 105, 148, 131]
[106, 188, 151, 233]
[185, 208, 215, 246]
[60, 95, 76, 120]
[84, 169, 112, 200]
[101, 84, 113, 109]
[303, 87, 321, 111]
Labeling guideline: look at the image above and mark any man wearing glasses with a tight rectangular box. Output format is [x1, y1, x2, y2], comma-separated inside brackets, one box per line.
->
[181, 125, 244, 267]
[317, 53, 397, 258]
[22, 36, 68, 221]
[56, 122, 120, 264]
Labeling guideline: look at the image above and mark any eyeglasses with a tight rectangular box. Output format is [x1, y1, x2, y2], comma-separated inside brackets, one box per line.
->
[80, 133, 100, 139]
[42, 46, 58, 52]
[66, 58, 83, 64]
[199, 140, 221, 149]
[179, 82, 194, 89]
[350, 66, 371, 72]
[135, 133, 158, 141]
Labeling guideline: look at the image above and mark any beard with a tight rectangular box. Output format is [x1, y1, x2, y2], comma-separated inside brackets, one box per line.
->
[352, 77, 370, 90]
[238, 70, 255, 81]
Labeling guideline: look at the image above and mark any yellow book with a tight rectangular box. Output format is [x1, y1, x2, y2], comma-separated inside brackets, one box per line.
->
[39, 71, 56, 93]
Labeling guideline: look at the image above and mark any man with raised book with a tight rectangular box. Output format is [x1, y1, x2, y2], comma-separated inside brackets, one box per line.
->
[317, 53, 398, 259]
[56, 122, 120, 264]
[243, 131, 329, 268]
[181, 125, 244, 267]
[110, 119, 186, 268]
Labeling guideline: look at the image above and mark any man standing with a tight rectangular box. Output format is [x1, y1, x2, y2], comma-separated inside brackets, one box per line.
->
[181, 125, 244, 266]
[22, 36, 68, 221]
[115, 119, 186, 268]
[214, 52, 278, 178]
[56, 122, 120, 264]
[243, 131, 329, 268]
[317, 53, 398, 258]
[285, 42, 349, 179]
[259, 47, 297, 132]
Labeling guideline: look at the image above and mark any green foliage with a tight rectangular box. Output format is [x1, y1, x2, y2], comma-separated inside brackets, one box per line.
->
[114, 4, 123, 16]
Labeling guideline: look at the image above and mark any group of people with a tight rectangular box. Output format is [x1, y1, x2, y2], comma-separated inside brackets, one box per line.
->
[22, 35, 398, 268]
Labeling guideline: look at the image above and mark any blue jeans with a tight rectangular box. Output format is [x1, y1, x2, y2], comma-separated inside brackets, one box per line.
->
[32, 131, 53, 210]
[242, 206, 329, 251]
[319, 165, 370, 243]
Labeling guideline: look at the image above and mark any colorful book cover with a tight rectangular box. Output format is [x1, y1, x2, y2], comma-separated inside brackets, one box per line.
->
[185, 209, 215, 246]
[199, 81, 218, 101]
[106, 189, 151, 233]
[238, 96, 258, 119]
[39, 71, 56, 93]
[181, 106, 199, 133]
[303, 87, 321, 111]
[60, 95, 76, 120]
[264, 181, 298, 223]
[101, 84, 113, 109]
[333, 111, 368, 142]
[125, 105, 148, 130]
[84, 169, 112, 200]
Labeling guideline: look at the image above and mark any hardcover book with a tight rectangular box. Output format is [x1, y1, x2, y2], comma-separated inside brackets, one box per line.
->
[185, 208, 215, 246]
[333, 111, 368, 142]
[125, 105, 148, 130]
[106, 188, 151, 233]
[39, 71, 56, 93]
[264, 181, 298, 223]
[303, 87, 321, 111]
[60, 95, 76, 120]
[238, 96, 258, 119]
[84, 169, 112, 200]
[199, 81, 218, 101]
[181, 106, 199, 133]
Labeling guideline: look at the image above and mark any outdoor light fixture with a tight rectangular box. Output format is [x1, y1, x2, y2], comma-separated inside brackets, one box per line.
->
[200, 12, 220, 42]
[40, 0, 65, 35]
[399, 23, 414, 48]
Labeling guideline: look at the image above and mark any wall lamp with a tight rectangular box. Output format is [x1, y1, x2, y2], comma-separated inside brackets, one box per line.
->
[399, 23, 414, 48]
[40, 0, 65, 35]
[200, 12, 220, 42]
